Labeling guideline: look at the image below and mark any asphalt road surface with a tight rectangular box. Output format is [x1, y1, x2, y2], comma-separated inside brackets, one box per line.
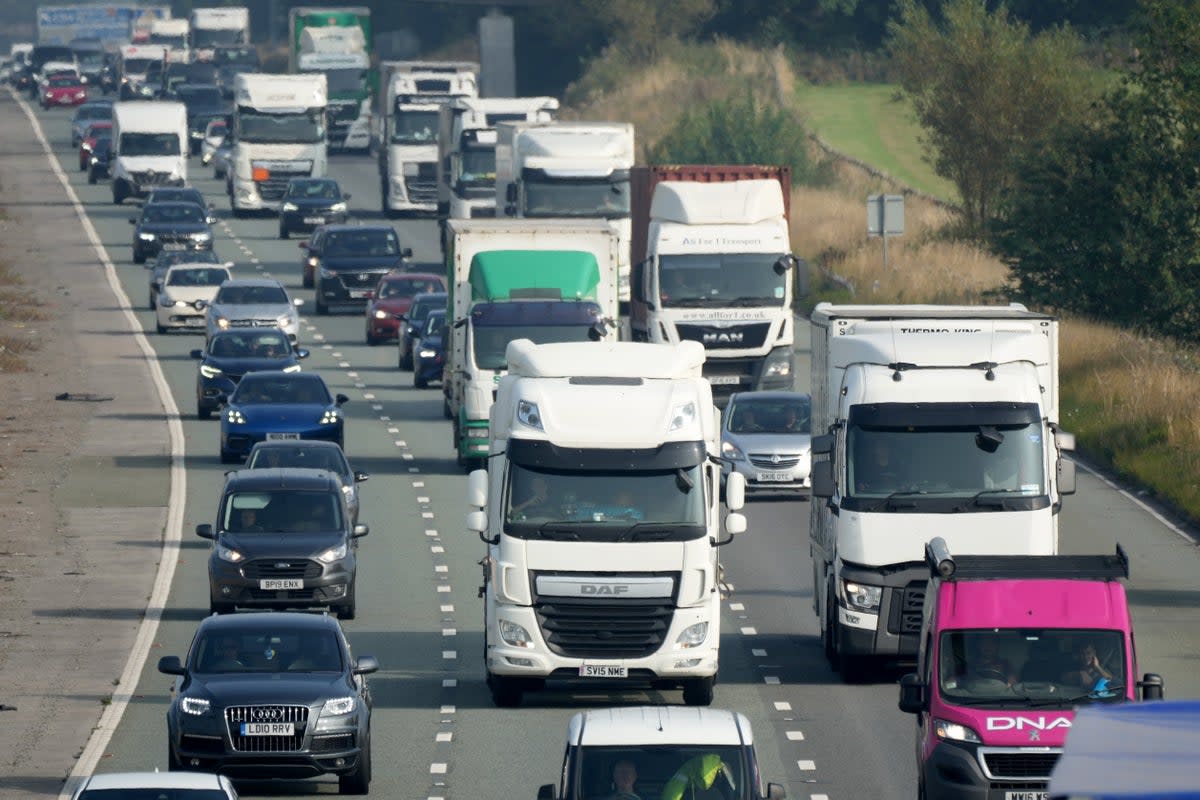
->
[17, 96, 1200, 800]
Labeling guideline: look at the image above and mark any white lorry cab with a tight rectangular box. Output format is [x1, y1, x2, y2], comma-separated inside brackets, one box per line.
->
[111, 100, 187, 204]
[229, 73, 328, 215]
[468, 339, 748, 708]
[148, 18, 190, 63]
[189, 7, 250, 61]
[118, 44, 167, 100]
[378, 61, 478, 216]
[494, 121, 635, 304]
[436, 96, 559, 235]
[538, 707, 786, 800]
[808, 304, 1077, 682]
[294, 26, 371, 153]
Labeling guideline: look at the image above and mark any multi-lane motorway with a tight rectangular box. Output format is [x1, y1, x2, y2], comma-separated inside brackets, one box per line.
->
[14, 92, 1200, 800]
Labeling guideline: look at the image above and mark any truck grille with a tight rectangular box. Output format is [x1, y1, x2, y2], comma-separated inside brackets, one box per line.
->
[748, 453, 803, 469]
[980, 750, 1060, 781]
[242, 560, 321, 580]
[886, 581, 927, 635]
[252, 161, 313, 200]
[328, 102, 360, 123]
[676, 322, 771, 350]
[225, 705, 308, 752]
[534, 597, 675, 659]
[405, 162, 438, 203]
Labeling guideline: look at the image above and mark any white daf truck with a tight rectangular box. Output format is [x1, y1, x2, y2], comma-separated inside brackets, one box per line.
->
[808, 304, 1077, 682]
[443, 218, 622, 469]
[629, 168, 797, 405]
[436, 96, 559, 233]
[494, 121, 635, 305]
[468, 339, 748, 708]
[378, 60, 478, 216]
[229, 73, 328, 215]
[110, 100, 187, 204]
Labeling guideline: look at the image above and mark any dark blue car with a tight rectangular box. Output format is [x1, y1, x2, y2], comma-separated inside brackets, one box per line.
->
[219, 372, 348, 463]
[191, 329, 310, 420]
[413, 309, 447, 389]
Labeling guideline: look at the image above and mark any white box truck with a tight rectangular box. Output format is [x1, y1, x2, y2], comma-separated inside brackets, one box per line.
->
[189, 7, 250, 61]
[110, 100, 187, 204]
[436, 96, 559, 236]
[229, 73, 328, 215]
[467, 339, 748, 707]
[494, 121, 635, 304]
[808, 303, 1077, 682]
[378, 60, 478, 216]
[148, 17, 189, 63]
[443, 218, 622, 469]
[629, 167, 798, 404]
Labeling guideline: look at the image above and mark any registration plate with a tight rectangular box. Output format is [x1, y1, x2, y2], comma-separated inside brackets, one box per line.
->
[241, 722, 294, 736]
[708, 375, 740, 385]
[259, 579, 303, 590]
[303, 216, 325, 224]
[265, 432, 301, 440]
[756, 471, 794, 482]
[162, 243, 187, 251]
[185, 317, 204, 326]
[349, 290, 370, 299]
[579, 664, 628, 678]
[1004, 793, 1046, 800]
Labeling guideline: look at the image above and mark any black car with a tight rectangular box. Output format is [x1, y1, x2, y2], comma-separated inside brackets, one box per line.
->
[196, 468, 367, 618]
[130, 201, 215, 264]
[246, 440, 369, 524]
[86, 135, 112, 184]
[398, 291, 448, 370]
[413, 309, 448, 389]
[279, 178, 350, 239]
[148, 249, 228, 309]
[304, 225, 412, 315]
[172, 83, 228, 154]
[157, 611, 376, 792]
[163, 63, 218, 98]
[191, 329, 310, 419]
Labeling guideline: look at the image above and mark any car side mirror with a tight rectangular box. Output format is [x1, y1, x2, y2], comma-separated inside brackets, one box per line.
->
[1139, 672, 1164, 700]
[335, 393, 350, 406]
[207, 215, 217, 225]
[353, 655, 379, 675]
[190, 349, 204, 359]
[157, 655, 186, 675]
[343, 192, 351, 201]
[128, 217, 136, 224]
[352, 523, 369, 538]
[812, 461, 836, 498]
[195, 523, 214, 540]
[354, 471, 370, 483]
[898, 672, 927, 713]
[765, 783, 786, 800]
[537, 784, 556, 800]
[402, 247, 413, 259]
[295, 348, 310, 359]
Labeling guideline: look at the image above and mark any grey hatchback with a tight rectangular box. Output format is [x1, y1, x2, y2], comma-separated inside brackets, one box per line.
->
[720, 391, 813, 495]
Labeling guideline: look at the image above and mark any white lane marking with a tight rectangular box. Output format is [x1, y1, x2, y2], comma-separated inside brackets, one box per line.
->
[332, 351, 343, 357]
[403, 453, 416, 460]
[430, 763, 447, 774]
[409, 467, 420, 473]
[786, 731, 805, 741]
[418, 496, 431, 503]
[436, 732, 453, 742]
[396, 439, 407, 446]
[442, 678, 457, 688]
[442, 651, 457, 659]
[763, 676, 780, 685]
[435, 565, 448, 573]
[371, 404, 383, 411]
[363, 392, 376, 400]
[810, 795, 829, 800]
[431, 546, 445, 553]
[338, 361, 351, 368]
[425, 529, 438, 537]
[440, 705, 456, 714]
[441, 604, 454, 612]
[322, 344, 332, 350]
[395, 440, 406, 447]
[381, 415, 392, 421]
[740, 626, 757, 635]
[729, 602, 745, 611]
[752, 648, 767, 657]
[313, 333, 325, 341]
[437, 585, 452, 593]
[354, 382, 366, 389]
[774, 701, 792, 711]
[390, 427, 401, 434]
[422, 511, 434, 518]
[1072, 457, 1195, 542]
[798, 760, 816, 771]
[12, 89, 188, 800]
[442, 628, 456, 636]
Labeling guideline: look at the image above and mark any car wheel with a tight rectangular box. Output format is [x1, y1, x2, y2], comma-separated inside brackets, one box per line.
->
[315, 296, 328, 315]
[336, 587, 356, 621]
[488, 674, 523, 708]
[78, 158, 86, 172]
[682, 676, 715, 707]
[338, 733, 370, 794]
[442, 398, 452, 420]
[197, 405, 211, 421]
[365, 328, 378, 346]
[400, 350, 412, 371]
[148, 292, 156, 310]
[112, 182, 125, 205]
[303, 267, 314, 289]
[414, 371, 427, 389]
[87, 169, 97, 185]
[133, 245, 145, 265]
[219, 449, 239, 465]
[156, 321, 166, 334]
[278, 223, 288, 240]
[209, 599, 234, 615]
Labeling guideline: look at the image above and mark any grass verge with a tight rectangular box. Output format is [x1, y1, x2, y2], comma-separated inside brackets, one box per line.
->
[0, 260, 45, 373]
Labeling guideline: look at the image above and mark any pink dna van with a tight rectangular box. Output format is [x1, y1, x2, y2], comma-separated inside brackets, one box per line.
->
[898, 537, 1164, 800]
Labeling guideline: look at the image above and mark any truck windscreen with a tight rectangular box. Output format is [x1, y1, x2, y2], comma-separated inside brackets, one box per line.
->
[390, 110, 438, 145]
[237, 110, 324, 144]
[120, 132, 180, 156]
[122, 58, 157, 74]
[148, 34, 187, 49]
[523, 177, 631, 219]
[318, 69, 367, 94]
[659, 253, 788, 307]
[939, 628, 1126, 707]
[472, 323, 595, 370]
[459, 148, 496, 186]
[193, 29, 245, 47]
[505, 464, 705, 537]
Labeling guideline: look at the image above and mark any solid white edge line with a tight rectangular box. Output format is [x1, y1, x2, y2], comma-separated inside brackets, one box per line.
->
[1071, 457, 1194, 543]
[6, 88, 188, 799]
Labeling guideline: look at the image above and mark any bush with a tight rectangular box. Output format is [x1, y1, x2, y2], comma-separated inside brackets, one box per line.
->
[645, 95, 833, 186]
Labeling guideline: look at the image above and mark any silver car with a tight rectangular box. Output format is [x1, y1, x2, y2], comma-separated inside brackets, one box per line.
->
[720, 391, 812, 494]
[204, 278, 303, 344]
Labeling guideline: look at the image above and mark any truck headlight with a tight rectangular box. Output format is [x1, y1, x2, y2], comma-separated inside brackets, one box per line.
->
[721, 440, 745, 462]
[763, 347, 792, 377]
[668, 402, 696, 432]
[675, 622, 709, 649]
[321, 696, 356, 716]
[180, 697, 211, 716]
[840, 579, 882, 612]
[282, 202, 298, 211]
[217, 545, 244, 563]
[934, 719, 981, 743]
[317, 542, 348, 563]
[498, 619, 533, 648]
[516, 400, 543, 431]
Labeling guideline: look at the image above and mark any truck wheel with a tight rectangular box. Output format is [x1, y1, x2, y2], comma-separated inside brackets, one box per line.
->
[442, 398, 452, 420]
[488, 675, 523, 708]
[682, 677, 714, 707]
[839, 654, 873, 685]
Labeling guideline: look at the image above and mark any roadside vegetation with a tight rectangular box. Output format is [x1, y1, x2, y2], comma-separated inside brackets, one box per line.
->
[0, 203, 44, 373]
[563, 1, 1200, 521]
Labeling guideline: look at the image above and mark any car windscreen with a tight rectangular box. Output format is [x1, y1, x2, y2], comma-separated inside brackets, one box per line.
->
[222, 489, 343, 533]
[287, 180, 340, 199]
[232, 376, 329, 405]
[408, 297, 446, 324]
[192, 629, 343, 674]
[119, 132, 180, 156]
[167, 267, 229, 287]
[378, 278, 441, 299]
[143, 204, 205, 224]
[727, 396, 811, 434]
[575, 746, 747, 800]
[215, 285, 288, 305]
[389, 110, 438, 144]
[209, 331, 290, 358]
[79, 106, 112, 120]
[160, 250, 220, 267]
[48, 76, 81, 87]
[323, 229, 399, 256]
[247, 446, 348, 477]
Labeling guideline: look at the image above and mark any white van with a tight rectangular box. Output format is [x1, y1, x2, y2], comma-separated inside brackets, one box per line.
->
[111, 101, 188, 204]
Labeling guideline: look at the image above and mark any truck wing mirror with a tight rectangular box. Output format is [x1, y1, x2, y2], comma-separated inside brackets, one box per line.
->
[467, 469, 488, 509]
[811, 433, 833, 455]
[505, 183, 517, 203]
[725, 472, 745, 511]
[812, 461, 836, 498]
[898, 673, 927, 713]
[794, 257, 811, 297]
[724, 512, 746, 537]
[1138, 672, 1164, 700]
[1058, 458, 1077, 496]
[773, 254, 798, 275]
[1055, 429, 1076, 451]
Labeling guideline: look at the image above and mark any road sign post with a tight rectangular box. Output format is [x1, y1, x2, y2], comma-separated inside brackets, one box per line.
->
[867, 194, 905, 271]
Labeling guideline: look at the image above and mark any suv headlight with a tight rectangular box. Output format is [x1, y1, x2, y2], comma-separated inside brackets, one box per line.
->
[330, 202, 347, 213]
[319, 409, 342, 425]
[934, 719, 981, 743]
[199, 364, 222, 379]
[138, 232, 156, 241]
[721, 440, 745, 461]
[225, 408, 246, 424]
[282, 364, 302, 373]
[190, 231, 212, 242]
[317, 542, 348, 563]
[498, 619, 533, 648]
[180, 696, 210, 716]
[216, 317, 231, 330]
[282, 202, 299, 211]
[675, 622, 708, 649]
[217, 545, 244, 563]
[321, 696, 356, 716]
[840, 579, 882, 612]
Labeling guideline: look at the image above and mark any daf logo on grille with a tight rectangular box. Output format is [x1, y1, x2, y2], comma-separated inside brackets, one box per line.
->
[275, 562, 291, 569]
[252, 707, 282, 721]
[702, 331, 744, 344]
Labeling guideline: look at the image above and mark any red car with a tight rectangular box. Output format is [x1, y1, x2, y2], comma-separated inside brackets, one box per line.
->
[42, 75, 89, 109]
[79, 122, 113, 171]
[364, 272, 446, 345]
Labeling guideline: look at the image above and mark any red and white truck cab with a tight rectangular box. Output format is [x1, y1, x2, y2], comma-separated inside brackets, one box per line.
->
[898, 537, 1164, 800]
